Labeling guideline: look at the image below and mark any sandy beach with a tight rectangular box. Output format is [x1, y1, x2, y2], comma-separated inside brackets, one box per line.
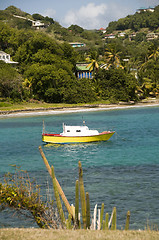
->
[0, 99, 159, 118]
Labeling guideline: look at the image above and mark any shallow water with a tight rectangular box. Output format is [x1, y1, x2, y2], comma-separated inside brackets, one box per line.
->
[0, 106, 159, 229]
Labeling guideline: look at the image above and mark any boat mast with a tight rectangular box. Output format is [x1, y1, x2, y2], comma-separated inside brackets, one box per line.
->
[43, 120, 45, 134]
[82, 116, 86, 125]
[63, 122, 65, 133]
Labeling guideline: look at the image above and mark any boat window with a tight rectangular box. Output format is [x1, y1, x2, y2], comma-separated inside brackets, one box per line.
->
[76, 130, 81, 132]
[67, 130, 70, 132]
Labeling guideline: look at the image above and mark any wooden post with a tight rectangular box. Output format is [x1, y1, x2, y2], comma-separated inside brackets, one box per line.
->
[39, 146, 73, 218]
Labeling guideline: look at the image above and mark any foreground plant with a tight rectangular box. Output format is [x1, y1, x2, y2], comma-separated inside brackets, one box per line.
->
[0, 168, 59, 229]
[39, 146, 131, 230]
[0, 148, 131, 229]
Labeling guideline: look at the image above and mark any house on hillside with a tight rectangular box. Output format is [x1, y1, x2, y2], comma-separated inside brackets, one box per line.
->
[146, 32, 159, 41]
[118, 32, 126, 37]
[0, 51, 18, 64]
[137, 7, 155, 13]
[76, 63, 92, 79]
[104, 34, 116, 39]
[128, 32, 137, 41]
[13, 15, 47, 30]
[32, 20, 47, 29]
[98, 28, 106, 34]
[69, 42, 86, 48]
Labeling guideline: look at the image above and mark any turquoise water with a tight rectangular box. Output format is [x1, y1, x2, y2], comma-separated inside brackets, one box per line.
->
[0, 107, 159, 229]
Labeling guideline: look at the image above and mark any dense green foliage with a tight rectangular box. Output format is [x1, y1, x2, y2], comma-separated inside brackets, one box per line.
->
[0, 61, 23, 100]
[0, 6, 159, 104]
[0, 170, 57, 228]
[95, 68, 137, 102]
[106, 6, 159, 33]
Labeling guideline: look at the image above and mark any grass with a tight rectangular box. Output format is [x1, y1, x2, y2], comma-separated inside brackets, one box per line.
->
[0, 229, 159, 240]
[0, 100, 111, 112]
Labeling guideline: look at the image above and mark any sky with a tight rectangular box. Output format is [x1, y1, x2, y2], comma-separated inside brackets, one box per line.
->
[0, 0, 159, 29]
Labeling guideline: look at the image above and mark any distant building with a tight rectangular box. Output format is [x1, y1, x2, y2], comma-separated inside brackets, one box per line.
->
[98, 28, 106, 34]
[118, 32, 126, 37]
[69, 42, 86, 48]
[76, 63, 92, 79]
[146, 32, 159, 41]
[137, 7, 155, 13]
[13, 15, 48, 30]
[104, 34, 116, 39]
[32, 20, 47, 29]
[128, 32, 137, 41]
[0, 51, 18, 64]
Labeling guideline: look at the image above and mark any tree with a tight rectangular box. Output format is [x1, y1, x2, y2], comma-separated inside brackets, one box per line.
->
[86, 59, 99, 72]
[68, 24, 84, 34]
[63, 78, 97, 103]
[32, 13, 44, 21]
[0, 61, 23, 100]
[137, 43, 159, 97]
[86, 50, 99, 73]
[148, 46, 159, 61]
[104, 46, 124, 69]
[95, 68, 137, 102]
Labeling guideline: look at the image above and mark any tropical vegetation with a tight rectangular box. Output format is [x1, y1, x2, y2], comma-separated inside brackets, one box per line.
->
[106, 5, 159, 32]
[0, 5, 159, 106]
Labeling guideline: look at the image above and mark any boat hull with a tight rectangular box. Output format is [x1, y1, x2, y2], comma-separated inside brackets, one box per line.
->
[42, 131, 115, 144]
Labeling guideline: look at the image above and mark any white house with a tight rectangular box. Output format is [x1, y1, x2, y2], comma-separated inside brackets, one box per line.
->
[32, 20, 46, 29]
[0, 51, 18, 64]
[146, 32, 159, 41]
[137, 7, 155, 13]
[118, 32, 126, 37]
[104, 34, 116, 39]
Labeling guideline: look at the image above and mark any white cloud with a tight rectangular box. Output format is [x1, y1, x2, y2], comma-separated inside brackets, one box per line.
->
[62, 3, 107, 29]
[61, 1, 159, 30]
[104, 3, 134, 24]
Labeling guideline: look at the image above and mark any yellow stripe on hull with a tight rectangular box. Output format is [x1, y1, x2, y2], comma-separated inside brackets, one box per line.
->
[42, 132, 115, 144]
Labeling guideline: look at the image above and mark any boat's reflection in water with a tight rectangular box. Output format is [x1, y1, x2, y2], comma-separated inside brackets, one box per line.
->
[43, 141, 102, 149]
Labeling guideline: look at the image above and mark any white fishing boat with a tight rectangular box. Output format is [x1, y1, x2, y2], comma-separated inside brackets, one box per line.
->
[42, 122, 115, 144]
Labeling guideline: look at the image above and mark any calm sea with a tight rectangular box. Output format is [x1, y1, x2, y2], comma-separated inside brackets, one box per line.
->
[0, 106, 159, 229]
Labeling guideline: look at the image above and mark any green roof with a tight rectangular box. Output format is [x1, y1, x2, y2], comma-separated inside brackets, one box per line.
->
[76, 64, 90, 71]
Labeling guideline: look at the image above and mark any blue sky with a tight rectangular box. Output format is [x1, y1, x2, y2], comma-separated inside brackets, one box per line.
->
[0, 0, 159, 29]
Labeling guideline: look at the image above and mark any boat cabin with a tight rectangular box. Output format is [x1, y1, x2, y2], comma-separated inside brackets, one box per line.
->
[61, 124, 99, 136]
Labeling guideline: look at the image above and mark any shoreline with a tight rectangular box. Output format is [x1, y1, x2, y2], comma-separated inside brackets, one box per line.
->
[0, 100, 159, 118]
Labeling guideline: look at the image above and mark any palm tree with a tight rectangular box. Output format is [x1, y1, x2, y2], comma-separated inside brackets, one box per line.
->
[140, 46, 159, 70]
[86, 59, 99, 72]
[23, 78, 33, 96]
[138, 45, 159, 97]
[148, 46, 159, 61]
[103, 47, 124, 69]
[86, 50, 99, 73]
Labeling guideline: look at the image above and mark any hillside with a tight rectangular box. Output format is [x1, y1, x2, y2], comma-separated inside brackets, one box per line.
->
[0, 5, 159, 105]
[0, 6, 103, 49]
[106, 5, 159, 33]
